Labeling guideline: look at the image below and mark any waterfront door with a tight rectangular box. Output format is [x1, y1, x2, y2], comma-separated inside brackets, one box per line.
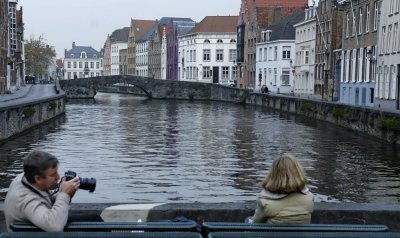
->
[213, 67, 219, 84]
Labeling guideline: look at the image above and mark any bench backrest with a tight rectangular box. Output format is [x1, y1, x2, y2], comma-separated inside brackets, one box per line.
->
[202, 222, 389, 232]
[0, 232, 202, 238]
[208, 231, 400, 238]
[10, 221, 199, 232]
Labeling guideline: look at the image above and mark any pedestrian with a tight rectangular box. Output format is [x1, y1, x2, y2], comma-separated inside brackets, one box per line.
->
[251, 154, 314, 224]
[4, 150, 80, 231]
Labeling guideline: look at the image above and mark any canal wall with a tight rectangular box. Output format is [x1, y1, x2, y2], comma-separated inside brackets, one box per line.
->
[248, 93, 400, 144]
[0, 85, 66, 144]
[1, 202, 400, 232]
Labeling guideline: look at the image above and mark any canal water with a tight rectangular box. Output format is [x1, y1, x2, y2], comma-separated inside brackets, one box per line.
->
[1, 93, 400, 204]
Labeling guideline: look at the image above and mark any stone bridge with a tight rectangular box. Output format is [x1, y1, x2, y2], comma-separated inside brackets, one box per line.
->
[59, 75, 248, 102]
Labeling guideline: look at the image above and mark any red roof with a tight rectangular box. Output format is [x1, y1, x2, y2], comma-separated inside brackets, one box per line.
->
[247, 0, 308, 14]
[189, 16, 239, 34]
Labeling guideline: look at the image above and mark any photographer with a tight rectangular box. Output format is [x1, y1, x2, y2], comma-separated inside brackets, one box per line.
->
[4, 150, 80, 232]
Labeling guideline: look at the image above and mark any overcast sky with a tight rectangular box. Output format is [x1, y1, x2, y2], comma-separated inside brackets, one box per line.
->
[18, 0, 315, 58]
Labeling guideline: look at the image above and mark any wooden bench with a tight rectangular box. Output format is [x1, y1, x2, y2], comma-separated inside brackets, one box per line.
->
[10, 221, 199, 232]
[0, 232, 202, 238]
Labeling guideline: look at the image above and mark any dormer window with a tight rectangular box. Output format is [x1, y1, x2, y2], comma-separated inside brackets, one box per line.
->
[204, 39, 210, 43]
[81, 51, 87, 58]
[70, 54, 74, 58]
[93, 54, 97, 59]
[217, 39, 223, 43]
[261, 30, 272, 42]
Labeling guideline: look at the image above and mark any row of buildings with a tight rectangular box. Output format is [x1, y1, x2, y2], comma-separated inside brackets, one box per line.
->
[0, 0, 24, 93]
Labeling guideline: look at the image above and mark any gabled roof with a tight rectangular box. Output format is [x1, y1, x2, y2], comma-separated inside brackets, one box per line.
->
[64, 45, 101, 59]
[110, 27, 130, 43]
[189, 16, 239, 34]
[137, 25, 156, 42]
[265, 10, 304, 41]
[131, 19, 157, 40]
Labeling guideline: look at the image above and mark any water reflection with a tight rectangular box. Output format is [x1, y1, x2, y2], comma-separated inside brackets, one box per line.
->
[1, 93, 400, 203]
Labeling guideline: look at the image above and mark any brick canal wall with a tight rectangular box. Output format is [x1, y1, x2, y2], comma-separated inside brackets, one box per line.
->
[0, 88, 66, 144]
[1, 202, 400, 232]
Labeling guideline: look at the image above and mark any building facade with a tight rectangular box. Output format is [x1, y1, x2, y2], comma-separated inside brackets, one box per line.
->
[126, 19, 156, 76]
[103, 35, 111, 76]
[340, 0, 378, 107]
[255, 11, 303, 93]
[110, 27, 129, 76]
[315, 0, 344, 101]
[375, 0, 399, 111]
[148, 24, 162, 79]
[178, 16, 238, 84]
[63, 42, 103, 79]
[119, 48, 128, 75]
[293, 7, 317, 98]
[237, 0, 307, 89]
[164, 18, 196, 80]
[0, 0, 8, 93]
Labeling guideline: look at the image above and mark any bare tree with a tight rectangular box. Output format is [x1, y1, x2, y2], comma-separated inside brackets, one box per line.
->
[25, 35, 56, 77]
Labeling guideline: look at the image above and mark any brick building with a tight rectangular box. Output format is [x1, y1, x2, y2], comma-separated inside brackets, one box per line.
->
[237, 0, 307, 89]
[0, 0, 8, 93]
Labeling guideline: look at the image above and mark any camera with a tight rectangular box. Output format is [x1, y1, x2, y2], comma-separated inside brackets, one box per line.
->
[64, 170, 96, 193]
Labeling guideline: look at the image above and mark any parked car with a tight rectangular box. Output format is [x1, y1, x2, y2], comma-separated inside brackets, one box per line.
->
[219, 80, 236, 87]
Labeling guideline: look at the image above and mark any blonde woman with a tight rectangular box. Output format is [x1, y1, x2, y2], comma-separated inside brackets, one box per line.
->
[252, 154, 314, 224]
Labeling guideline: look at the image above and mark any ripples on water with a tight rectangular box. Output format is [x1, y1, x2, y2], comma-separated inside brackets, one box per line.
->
[1, 93, 400, 203]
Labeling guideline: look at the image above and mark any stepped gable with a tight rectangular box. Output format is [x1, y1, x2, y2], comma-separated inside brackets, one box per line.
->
[189, 16, 239, 34]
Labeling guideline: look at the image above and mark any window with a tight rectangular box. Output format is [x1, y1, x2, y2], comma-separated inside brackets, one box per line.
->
[387, 25, 392, 53]
[80, 52, 86, 58]
[90, 62, 94, 69]
[79, 62, 82, 68]
[365, 5, 370, 33]
[73, 62, 77, 68]
[281, 68, 290, 85]
[216, 49, 224, 61]
[203, 49, 210, 61]
[203, 66, 211, 79]
[259, 48, 263, 61]
[394, 23, 398, 53]
[96, 62, 100, 69]
[374, 1, 378, 31]
[232, 66, 237, 80]
[282, 47, 291, 59]
[222, 67, 229, 79]
[229, 49, 236, 62]
[67, 61, 71, 68]
[67, 72, 71, 79]
[274, 46, 278, 60]
[274, 68, 277, 85]
[346, 13, 350, 37]
[381, 26, 386, 54]
[263, 48, 268, 61]
[352, 9, 356, 36]
[305, 51, 310, 64]
[390, 0, 395, 14]
[358, 8, 363, 34]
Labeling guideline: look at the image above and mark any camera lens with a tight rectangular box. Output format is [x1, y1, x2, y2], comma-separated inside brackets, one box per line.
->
[79, 177, 96, 193]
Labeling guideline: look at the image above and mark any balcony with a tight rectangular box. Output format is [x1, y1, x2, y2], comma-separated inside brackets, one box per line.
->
[299, 64, 311, 73]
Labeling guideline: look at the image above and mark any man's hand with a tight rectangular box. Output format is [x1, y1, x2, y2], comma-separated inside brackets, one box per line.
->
[60, 176, 80, 198]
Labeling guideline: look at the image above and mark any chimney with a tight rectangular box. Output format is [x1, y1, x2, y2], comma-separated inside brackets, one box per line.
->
[72, 42, 76, 47]
[65, 49, 67, 56]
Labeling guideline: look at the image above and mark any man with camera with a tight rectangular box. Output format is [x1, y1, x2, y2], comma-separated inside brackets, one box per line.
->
[4, 150, 81, 232]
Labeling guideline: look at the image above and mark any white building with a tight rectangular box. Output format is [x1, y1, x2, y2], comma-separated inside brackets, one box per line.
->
[63, 42, 103, 79]
[178, 16, 238, 84]
[293, 7, 317, 98]
[110, 27, 129, 75]
[375, 0, 400, 112]
[255, 11, 304, 94]
[136, 25, 157, 77]
[161, 25, 167, 80]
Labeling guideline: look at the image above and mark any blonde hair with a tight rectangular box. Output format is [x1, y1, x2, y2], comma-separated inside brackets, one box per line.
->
[261, 154, 307, 193]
